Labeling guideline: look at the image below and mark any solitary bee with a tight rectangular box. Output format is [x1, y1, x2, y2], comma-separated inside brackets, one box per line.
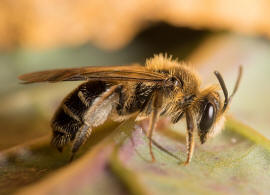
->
[19, 54, 242, 164]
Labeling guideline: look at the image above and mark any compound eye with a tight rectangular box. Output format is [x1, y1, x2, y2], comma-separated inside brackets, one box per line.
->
[199, 103, 215, 132]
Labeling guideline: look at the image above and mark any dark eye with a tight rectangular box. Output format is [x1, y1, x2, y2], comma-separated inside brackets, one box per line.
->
[199, 103, 215, 132]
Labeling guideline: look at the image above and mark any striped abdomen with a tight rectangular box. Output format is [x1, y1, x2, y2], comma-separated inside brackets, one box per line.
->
[51, 80, 113, 151]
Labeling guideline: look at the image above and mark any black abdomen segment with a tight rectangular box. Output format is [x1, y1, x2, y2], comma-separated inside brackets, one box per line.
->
[51, 80, 111, 150]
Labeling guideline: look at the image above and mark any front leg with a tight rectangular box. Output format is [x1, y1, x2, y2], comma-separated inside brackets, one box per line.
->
[184, 109, 195, 165]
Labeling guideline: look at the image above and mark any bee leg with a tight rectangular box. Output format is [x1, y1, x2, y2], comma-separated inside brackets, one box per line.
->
[70, 85, 120, 161]
[147, 109, 159, 162]
[70, 124, 92, 162]
[147, 92, 162, 162]
[184, 109, 195, 165]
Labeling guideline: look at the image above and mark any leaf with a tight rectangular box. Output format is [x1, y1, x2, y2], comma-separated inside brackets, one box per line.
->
[0, 116, 268, 195]
[0, 121, 120, 195]
[109, 118, 270, 195]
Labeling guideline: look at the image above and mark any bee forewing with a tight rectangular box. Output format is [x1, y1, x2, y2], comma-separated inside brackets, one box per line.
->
[19, 65, 166, 84]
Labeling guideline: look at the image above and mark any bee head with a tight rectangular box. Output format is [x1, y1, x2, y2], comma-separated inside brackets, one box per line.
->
[197, 67, 242, 144]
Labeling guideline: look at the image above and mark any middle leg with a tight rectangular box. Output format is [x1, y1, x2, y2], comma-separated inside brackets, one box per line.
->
[147, 92, 163, 162]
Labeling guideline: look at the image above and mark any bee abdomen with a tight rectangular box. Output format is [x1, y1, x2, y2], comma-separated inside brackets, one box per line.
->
[51, 108, 82, 151]
[51, 81, 112, 150]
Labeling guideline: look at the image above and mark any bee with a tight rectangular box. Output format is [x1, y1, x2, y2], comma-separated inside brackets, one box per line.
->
[19, 54, 242, 164]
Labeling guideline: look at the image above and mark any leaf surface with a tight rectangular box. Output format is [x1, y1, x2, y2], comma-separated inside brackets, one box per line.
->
[0, 117, 268, 195]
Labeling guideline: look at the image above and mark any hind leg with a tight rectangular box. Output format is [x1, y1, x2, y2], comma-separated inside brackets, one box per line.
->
[70, 123, 92, 161]
[70, 85, 120, 161]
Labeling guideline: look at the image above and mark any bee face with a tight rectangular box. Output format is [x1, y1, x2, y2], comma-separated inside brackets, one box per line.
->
[197, 91, 224, 144]
[196, 64, 243, 145]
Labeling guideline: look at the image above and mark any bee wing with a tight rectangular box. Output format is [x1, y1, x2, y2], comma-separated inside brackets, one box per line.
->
[19, 64, 166, 84]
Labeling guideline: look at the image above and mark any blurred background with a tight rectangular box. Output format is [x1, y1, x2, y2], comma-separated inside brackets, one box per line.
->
[0, 0, 270, 152]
